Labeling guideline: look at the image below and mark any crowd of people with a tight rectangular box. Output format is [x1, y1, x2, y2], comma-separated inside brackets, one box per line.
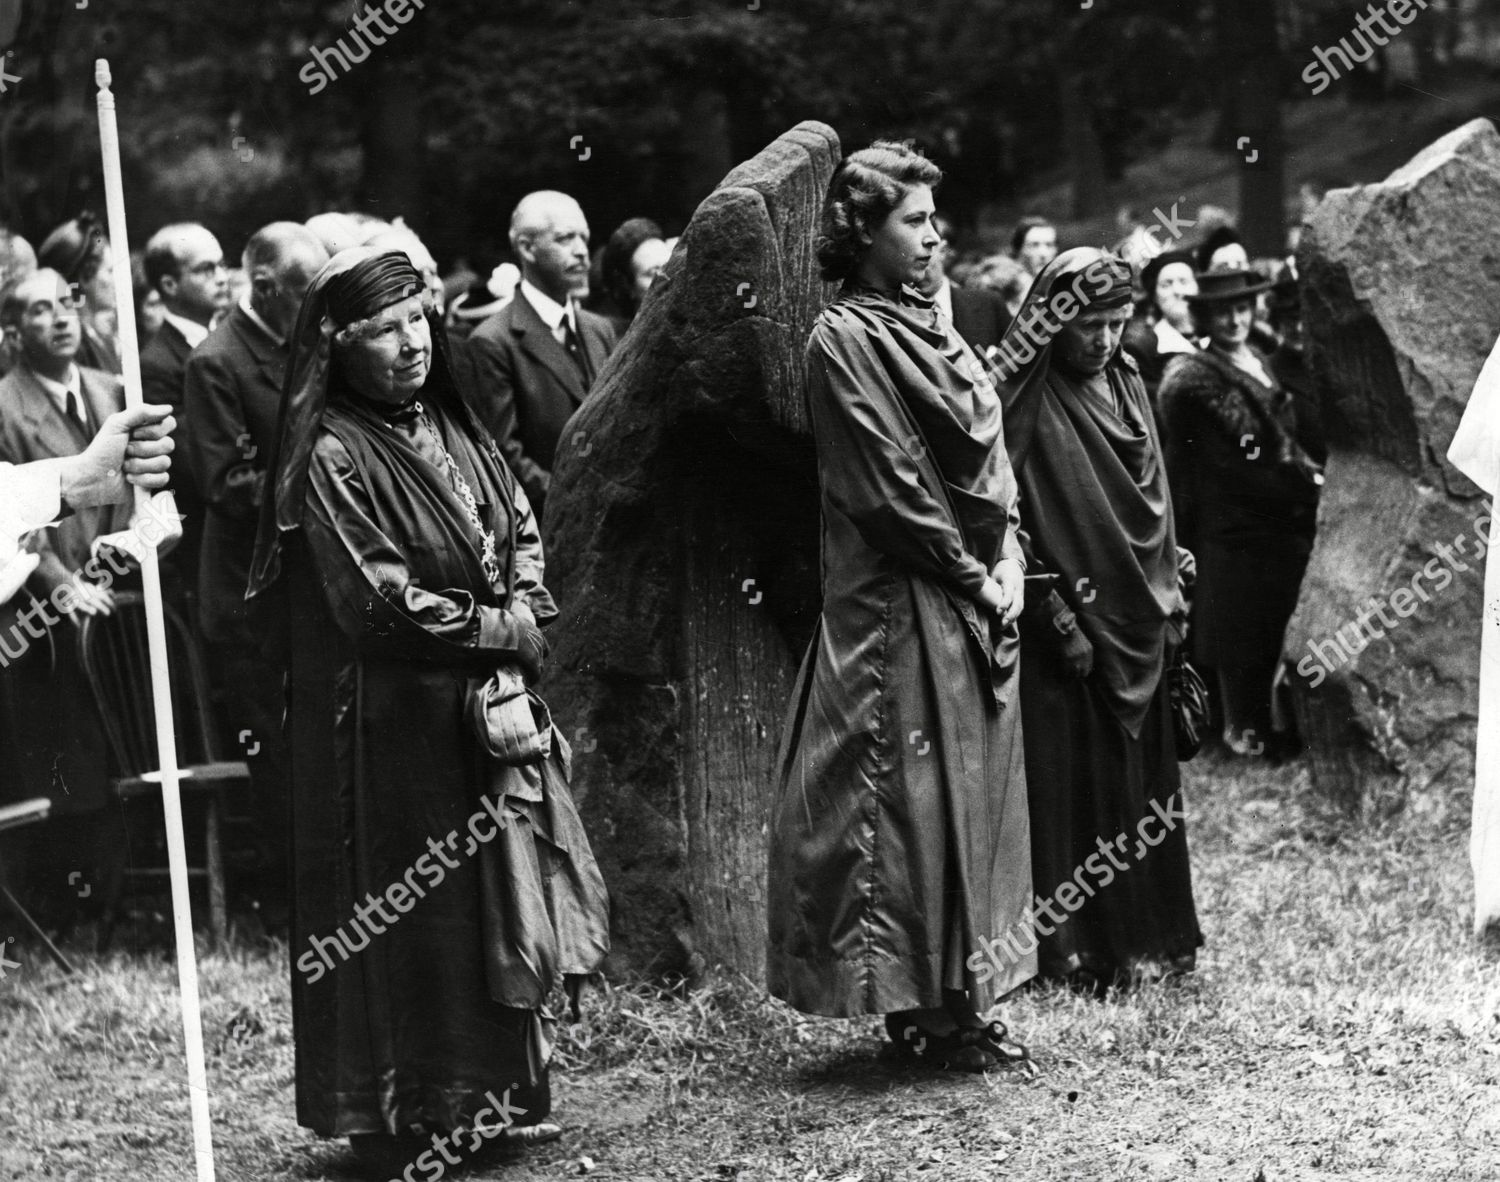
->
[0, 141, 1330, 1171]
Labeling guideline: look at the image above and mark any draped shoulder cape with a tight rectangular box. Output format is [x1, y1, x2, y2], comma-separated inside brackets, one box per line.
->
[995, 247, 1182, 737]
[812, 283, 1022, 592]
[1450, 331, 1500, 936]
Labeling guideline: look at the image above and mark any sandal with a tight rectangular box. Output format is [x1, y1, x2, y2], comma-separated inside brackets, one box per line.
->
[884, 1014, 998, 1073]
[963, 1019, 1032, 1066]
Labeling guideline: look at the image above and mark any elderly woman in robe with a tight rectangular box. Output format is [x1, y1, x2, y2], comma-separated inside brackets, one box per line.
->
[998, 247, 1203, 993]
[767, 142, 1035, 1072]
[248, 249, 609, 1177]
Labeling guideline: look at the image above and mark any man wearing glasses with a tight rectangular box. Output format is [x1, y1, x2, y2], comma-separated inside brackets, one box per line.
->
[139, 223, 231, 604]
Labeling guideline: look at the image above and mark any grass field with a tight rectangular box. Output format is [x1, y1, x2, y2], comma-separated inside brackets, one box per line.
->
[3, 748, 1497, 1181]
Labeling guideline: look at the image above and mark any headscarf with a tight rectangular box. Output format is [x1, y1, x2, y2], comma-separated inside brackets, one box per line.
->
[247, 248, 484, 598]
[994, 247, 1180, 736]
[996, 247, 1134, 474]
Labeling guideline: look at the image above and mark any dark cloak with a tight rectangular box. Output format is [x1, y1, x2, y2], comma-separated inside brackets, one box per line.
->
[248, 250, 609, 1137]
[995, 248, 1202, 982]
[767, 283, 1035, 1017]
[998, 248, 1181, 738]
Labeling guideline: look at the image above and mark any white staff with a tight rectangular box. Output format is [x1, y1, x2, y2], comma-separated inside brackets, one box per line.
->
[94, 58, 216, 1181]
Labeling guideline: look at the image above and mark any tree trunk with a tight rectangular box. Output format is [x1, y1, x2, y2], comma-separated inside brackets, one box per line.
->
[1059, 67, 1108, 220]
[355, 46, 426, 222]
[1217, 0, 1285, 258]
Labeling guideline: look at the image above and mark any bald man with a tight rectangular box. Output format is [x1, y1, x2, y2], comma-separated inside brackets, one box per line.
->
[466, 190, 617, 515]
[183, 221, 328, 927]
[140, 222, 231, 600]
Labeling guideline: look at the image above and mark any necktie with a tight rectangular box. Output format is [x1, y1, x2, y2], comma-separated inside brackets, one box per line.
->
[561, 315, 592, 386]
[65, 388, 84, 430]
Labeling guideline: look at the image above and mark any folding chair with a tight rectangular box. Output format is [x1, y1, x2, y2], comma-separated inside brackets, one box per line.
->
[0, 797, 76, 973]
[76, 590, 249, 946]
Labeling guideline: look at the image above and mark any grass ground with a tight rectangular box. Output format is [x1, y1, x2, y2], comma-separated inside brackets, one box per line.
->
[2, 748, 1497, 1182]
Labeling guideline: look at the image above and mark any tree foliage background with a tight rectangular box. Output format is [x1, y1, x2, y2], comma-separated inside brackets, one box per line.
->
[0, 0, 1493, 268]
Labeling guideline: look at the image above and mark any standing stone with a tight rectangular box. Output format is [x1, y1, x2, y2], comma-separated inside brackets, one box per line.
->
[539, 122, 840, 979]
[1292, 118, 1500, 813]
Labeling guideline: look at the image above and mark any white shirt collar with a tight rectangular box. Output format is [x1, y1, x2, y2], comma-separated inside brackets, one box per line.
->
[519, 279, 574, 337]
[31, 364, 83, 420]
[933, 277, 954, 323]
[239, 293, 285, 348]
[162, 309, 211, 349]
[1154, 319, 1199, 355]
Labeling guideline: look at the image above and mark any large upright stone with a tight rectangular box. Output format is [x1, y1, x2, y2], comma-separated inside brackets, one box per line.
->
[539, 123, 840, 978]
[1293, 118, 1500, 812]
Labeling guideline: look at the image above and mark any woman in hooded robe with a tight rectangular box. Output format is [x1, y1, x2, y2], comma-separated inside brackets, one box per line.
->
[767, 142, 1035, 1072]
[996, 246, 1202, 993]
[247, 248, 609, 1176]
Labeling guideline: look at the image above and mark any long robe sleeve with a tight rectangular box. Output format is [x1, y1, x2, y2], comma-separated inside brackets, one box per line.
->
[508, 476, 557, 629]
[808, 322, 992, 598]
[303, 432, 537, 665]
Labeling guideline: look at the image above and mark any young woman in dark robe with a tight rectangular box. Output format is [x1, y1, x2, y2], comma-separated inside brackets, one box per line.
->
[997, 246, 1203, 993]
[247, 249, 609, 1176]
[767, 142, 1036, 1072]
[1157, 269, 1323, 760]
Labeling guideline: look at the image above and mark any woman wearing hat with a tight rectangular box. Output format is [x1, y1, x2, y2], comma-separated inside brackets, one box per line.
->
[1158, 268, 1323, 760]
[248, 248, 609, 1175]
[997, 247, 1202, 993]
[1123, 250, 1199, 411]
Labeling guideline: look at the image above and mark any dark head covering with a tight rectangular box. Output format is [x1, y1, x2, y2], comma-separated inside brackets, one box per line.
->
[994, 246, 1133, 472]
[247, 247, 479, 598]
[1140, 250, 1195, 317]
[1186, 267, 1273, 307]
[994, 247, 1180, 736]
[38, 212, 106, 281]
[1194, 224, 1243, 274]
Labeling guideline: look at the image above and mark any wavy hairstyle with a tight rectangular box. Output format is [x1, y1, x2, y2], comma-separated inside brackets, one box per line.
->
[816, 141, 941, 283]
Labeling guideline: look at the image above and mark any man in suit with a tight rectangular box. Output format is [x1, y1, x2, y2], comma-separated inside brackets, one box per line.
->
[467, 191, 617, 516]
[139, 223, 231, 606]
[0, 268, 132, 930]
[183, 222, 326, 930]
[917, 217, 1013, 358]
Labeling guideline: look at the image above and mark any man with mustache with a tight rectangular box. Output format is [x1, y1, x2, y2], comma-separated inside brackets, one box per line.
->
[466, 191, 617, 518]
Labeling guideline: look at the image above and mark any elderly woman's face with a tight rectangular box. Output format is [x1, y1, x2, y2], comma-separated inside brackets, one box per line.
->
[340, 293, 431, 403]
[1054, 305, 1131, 375]
[1206, 298, 1255, 348]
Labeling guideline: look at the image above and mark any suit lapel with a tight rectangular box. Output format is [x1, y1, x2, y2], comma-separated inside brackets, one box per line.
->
[579, 314, 611, 384]
[79, 366, 123, 434]
[229, 306, 287, 393]
[14, 365, 88, 456]
[511, 292, 585, 405]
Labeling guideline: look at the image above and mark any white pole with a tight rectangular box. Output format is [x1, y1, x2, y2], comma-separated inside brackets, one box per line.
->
[94, 58, 216, 1182]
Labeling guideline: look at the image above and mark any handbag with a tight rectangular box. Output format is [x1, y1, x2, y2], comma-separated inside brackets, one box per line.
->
[468, 666, 554, 766]
[1167, 645, 1211, 761]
